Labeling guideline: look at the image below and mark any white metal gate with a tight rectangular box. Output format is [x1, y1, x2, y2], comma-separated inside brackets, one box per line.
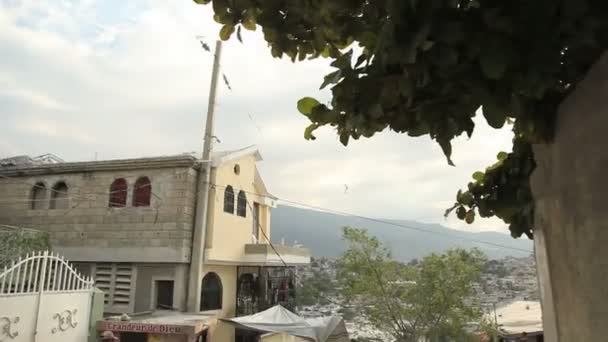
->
[0, 251, 94, 342]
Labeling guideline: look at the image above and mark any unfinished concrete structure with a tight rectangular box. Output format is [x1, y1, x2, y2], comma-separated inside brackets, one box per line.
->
[0, 146, 310, 341]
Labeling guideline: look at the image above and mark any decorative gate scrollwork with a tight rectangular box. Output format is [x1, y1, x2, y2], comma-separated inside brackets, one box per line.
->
[0, 316, 19, 341]
[51, 309, 78, 334]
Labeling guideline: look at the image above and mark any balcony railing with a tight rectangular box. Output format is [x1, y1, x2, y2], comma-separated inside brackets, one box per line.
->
[236, 266, 297, 316]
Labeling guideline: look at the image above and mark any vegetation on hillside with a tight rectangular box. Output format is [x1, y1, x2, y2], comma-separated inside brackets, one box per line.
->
[337, 226, 486, 341]
[0, 226, 50, 267]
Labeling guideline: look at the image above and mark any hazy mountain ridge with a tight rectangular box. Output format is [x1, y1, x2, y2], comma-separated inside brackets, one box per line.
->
[270, 205, 533, 260]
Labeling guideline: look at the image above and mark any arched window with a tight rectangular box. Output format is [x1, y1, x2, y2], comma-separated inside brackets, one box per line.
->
[30, 182, 47, 210]
[223, 185, 234, 214]
[50, 181, 69, 210]
[109, 178, 128, 208]
[237, 191, 247, 217]
[133, 177, 151, 207]
[200, 272, 222, 311]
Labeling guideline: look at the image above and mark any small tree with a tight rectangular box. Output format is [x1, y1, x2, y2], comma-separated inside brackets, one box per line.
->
[0, 226, 50, 267]
[337, 227, 485, 341]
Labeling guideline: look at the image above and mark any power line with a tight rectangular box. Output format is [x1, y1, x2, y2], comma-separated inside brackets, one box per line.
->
[234, 179, 346, 308]
[207, 182, 531, 254]
[0, 169, 529, 253]
[0, 173, 163, 217]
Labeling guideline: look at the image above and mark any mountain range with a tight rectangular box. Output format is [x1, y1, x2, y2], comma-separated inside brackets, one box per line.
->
[270, 205, 533, 261]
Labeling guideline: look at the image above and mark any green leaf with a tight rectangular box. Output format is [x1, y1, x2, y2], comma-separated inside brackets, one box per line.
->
[480, 47, 508, 80]
[304, 124, 318, 140]
[320, 70, 342, 89]
[243, 15, 257, 31]
[193, 0, 211, 4]
[339, 132, 350, 146]
[369, 103, 383, 119]
[460, 191, 474, 206]
[219, 24, 235, 41]
[456, 206, 467, 220]
[497, 151, 508, 161]
[439, 140, 455, 166]
[465, 210, 475, 224]
[297, 97, 320, 115]
[472, 171, 485, 182]
[482, 101, 507, 129]
[421, 40, 435, 51]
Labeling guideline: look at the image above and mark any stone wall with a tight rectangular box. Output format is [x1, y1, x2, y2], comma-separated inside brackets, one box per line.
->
[531, 53, 608, 341]
[0, 161, 198, 263]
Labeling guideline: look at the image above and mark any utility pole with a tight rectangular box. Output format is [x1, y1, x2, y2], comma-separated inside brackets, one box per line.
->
[187, 39, 222, 312]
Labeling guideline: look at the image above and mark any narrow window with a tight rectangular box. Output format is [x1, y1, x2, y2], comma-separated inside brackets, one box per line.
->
[30, 182, 47, 210]
[252, 203, 260, 241]
[50, 181, 68, 209]
[133, 176, 151, 207]
[201, 272, 222, 310]
[237, 191, 247, 217]
[109, 178, 128, 208]
[155, 280, 174, 309]
[223, 185, 235, 214]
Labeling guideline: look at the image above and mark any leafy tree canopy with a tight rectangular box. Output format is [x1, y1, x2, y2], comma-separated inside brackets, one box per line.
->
[337, 227, 486, 341]
[0, 228, 50, 266]
[194, 0, 608, 238]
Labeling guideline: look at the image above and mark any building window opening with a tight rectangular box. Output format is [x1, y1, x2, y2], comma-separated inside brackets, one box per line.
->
[30, 182, 47, 210]
[155, 280, 174, 310]
[49, 181, 69, 209]
[237, 191, 247, 217]
[133, 176, 151, 207]
[223, 185, 235, 214]
[109, 178, 128, 208]
[200, 272, 222, 311]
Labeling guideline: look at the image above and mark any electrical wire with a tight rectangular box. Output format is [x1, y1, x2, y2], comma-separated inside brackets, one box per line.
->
[233, 179, 346, 308]
[207, 182, 531, 254]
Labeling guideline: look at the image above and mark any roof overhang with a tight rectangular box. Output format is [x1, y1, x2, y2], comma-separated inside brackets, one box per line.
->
[211, 145, 262, 167]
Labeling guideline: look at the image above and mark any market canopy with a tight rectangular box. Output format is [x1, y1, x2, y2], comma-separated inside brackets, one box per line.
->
[220, 305, 349, 342]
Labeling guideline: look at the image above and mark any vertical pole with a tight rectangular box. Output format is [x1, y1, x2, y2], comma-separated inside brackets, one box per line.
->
[187, 40, 223, 312]
[493, 303, 499, 342]
[0, 265, 6, 293]
[33, 251, 49, 342]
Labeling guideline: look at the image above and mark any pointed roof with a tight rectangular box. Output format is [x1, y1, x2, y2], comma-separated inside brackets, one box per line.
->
[210, 145, 262, 167]
[221, 305, 349, 342]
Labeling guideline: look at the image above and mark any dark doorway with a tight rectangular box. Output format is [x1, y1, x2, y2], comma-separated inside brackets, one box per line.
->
[201, 272, 223, 310]
[155, 280, 174, 309]
[235, 328, 260, 342]
[119, 332, 147, 342]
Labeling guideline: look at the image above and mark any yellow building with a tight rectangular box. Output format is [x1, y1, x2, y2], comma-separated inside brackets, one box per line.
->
[195, 146, 310, 342]
[0, 146, 310, 342]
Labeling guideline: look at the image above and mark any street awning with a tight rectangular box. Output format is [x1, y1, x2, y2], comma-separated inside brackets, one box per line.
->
[221, 305, 349, 342]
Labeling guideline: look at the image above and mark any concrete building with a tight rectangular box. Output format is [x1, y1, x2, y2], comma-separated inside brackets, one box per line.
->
[0, 146, 310, 341]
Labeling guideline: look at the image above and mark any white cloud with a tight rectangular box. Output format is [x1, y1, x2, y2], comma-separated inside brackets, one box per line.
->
[0, 0, 515, 233]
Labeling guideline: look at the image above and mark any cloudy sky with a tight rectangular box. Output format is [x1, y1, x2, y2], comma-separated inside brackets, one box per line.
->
[0, 0, 515, 232]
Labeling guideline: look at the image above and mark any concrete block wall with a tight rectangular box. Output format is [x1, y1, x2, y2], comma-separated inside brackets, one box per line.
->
[531, 53, 608, 341]
[0, 165, 198, 263]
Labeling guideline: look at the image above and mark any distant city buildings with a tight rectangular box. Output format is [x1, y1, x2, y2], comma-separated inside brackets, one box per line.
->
[297, 254, 540, 340]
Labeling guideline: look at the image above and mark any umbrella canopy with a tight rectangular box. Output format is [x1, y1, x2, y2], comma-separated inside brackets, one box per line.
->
[221, 306, 349, 342]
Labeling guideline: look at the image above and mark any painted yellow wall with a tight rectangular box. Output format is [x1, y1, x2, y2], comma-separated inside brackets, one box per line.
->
[201, 265, 237, 341]
[205, 154, 272, 263]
